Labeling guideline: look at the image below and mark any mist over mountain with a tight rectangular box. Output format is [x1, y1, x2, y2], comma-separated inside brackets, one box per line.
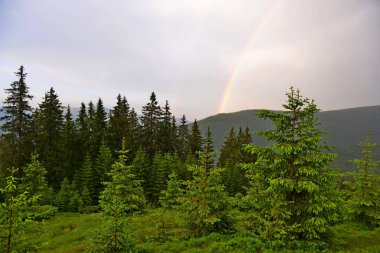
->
[197, 105, 380, 171]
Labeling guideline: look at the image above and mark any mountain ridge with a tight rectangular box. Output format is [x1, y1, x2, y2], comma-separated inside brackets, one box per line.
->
[197, 105, 380, 171]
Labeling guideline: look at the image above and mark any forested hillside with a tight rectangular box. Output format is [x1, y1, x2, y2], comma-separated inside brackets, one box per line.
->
[1, 67, 380, 252]
[198, 106, 380, 170]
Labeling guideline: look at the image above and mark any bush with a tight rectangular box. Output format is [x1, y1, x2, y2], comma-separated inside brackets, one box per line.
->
[26, 205, 58, 221]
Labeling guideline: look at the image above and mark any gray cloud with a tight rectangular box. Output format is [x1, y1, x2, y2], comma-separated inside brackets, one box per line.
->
[0, 0, 379, 120]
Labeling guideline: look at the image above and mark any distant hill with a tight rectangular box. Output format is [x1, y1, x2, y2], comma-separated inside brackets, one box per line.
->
[197, 105, 380, 171]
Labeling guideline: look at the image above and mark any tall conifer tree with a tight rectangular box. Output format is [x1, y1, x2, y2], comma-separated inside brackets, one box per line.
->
[0, 66, 33, 171]
[140, 92, 162, 157]
[188, 119, 203, 157]
[177, 115, 189, 161]
[243, 87, 339, 250]
[34, 87, 64, 188]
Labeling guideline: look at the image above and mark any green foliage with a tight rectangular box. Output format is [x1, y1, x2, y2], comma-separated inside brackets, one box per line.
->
[21, 153, 52, 205]
[99, 144, 146, 216]
[188, 119, 203, 156]
[62, 105, 81, 181]
[179, 149, 232, 237]
[141, 92, 163, 157]
[148, 153, 183, 204]
[81, 153, 97, 203]
[159, 100, 176, 153]
[344, 130, 380, 227]
[92, 142, 145, 252]
[26, 205, 58, 221]
[159, 172, 184, 209]
[54, 178, 83, 212]
[219, 127, 254, 195]
[242, 87, 340, 250]
[177, 114, 190, 161]
[0, 168, 38, 252]
[94, 140, 114, 197]
[0, 65, 34, 170]
[34, 87, 64, 189]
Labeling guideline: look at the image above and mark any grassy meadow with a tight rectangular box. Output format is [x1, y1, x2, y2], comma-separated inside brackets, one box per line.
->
[20, 209, 380, 253]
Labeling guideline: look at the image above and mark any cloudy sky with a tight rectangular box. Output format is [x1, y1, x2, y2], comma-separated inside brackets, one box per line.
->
[0, 0, 379, 120]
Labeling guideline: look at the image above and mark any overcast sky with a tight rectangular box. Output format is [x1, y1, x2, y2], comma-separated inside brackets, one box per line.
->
[1, 0, 379, 120]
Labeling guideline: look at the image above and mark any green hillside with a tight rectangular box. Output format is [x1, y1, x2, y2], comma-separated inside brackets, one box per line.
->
[197, 105, 380, 171]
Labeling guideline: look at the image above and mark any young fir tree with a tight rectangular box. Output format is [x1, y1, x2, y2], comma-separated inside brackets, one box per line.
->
[148, 153, 182, 204]
[0, 168, 37, 253]
[242, 87, 339, 250]
[159, 171, 184, 209]
[94, 140, 114, 197]
[92, 141, 145, 252]
[54, 178, 82, 212]
[21, 153, 51, 205]
[0, 66, 34, 171]
[34, 87, 64, 188]
[345, 130, 380, 227]
[81, 153, 97, 204]
[179, 138, 231, 237]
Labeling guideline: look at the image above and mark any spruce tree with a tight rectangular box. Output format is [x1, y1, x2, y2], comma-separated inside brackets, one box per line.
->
[148, 153, 183, 204]
[81, 153, 96, 203]
[62, 105, 80, 180]
[159, 171, 184, 209]
[132, 147, 150, 199]
[93, 98, 107, 155]
[0, 66, 33, 171]
[187, 119, 203, 157]
[177, 115, 189, 161]
[140, 92, 162, 157]
[159, 100, 175, 153]
[34, 87, 64, 188]
[92, 141, 145, 252]
[243, 87, 339, 250]
[87, 101, 97, 158]
[128, 108, 141, 157]
[109, 94, 130, 154]
[345, 130, 380, 227]
[75, 103, 89, 168]
[94, 140, 114, 199]
[219, 127, 253, 195]
[179, 148, 231, 237]
[21, 153, 50, 205]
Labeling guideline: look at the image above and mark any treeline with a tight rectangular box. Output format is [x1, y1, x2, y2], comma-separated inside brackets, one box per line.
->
[0, 66, 253, 206]
[0, 66, 380, 252]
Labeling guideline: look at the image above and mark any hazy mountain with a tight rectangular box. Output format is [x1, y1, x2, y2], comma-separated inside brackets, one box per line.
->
[197, 105, 380, 171]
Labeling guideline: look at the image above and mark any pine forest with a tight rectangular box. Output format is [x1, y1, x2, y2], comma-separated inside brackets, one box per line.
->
[0, 66, 380, 252]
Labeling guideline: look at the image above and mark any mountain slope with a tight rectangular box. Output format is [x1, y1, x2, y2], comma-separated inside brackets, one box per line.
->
[197, 105, 380, 171]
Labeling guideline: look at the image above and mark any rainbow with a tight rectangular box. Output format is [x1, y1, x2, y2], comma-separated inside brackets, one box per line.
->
[218, 0, 282, 114]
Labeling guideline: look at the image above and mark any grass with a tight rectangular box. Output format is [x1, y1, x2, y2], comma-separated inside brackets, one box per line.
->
[18, 210, 380, 252]
[37, 213, 103, 253]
